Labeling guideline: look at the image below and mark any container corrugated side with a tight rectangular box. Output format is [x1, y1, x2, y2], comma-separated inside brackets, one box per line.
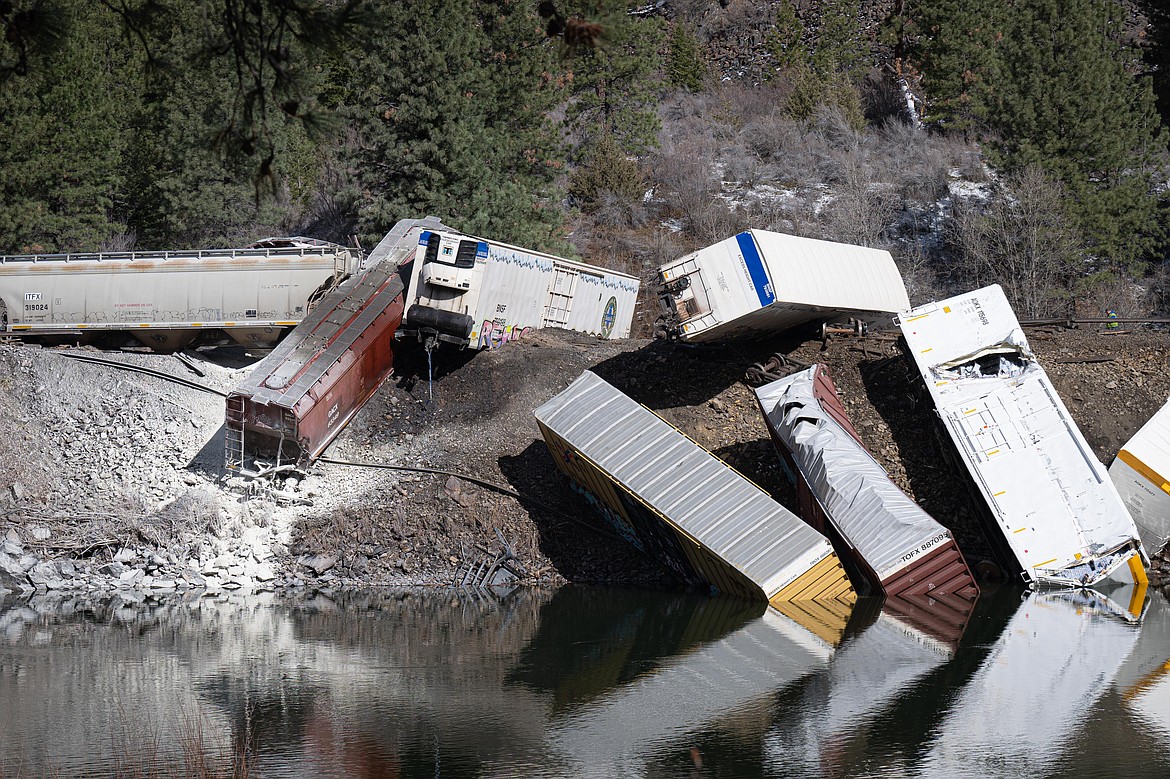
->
[535, 371, 854, 605]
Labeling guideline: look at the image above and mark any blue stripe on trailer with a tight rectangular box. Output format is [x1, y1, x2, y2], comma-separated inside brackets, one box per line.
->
[736, 231, 775, 307]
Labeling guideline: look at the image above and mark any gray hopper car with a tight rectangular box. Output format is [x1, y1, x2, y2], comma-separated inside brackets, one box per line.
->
[0, 237, 360, 351]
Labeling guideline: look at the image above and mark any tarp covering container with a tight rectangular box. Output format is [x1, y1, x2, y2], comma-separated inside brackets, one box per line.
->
[1110, 397, 1170, 556]
[224, 218, 435, 472]
[655, 229, 910, 343]
[755, 364, 979, 599]
[398, 228, 639, 350]
[898, 284, 1148, 589]
[534, 371, 855, 605]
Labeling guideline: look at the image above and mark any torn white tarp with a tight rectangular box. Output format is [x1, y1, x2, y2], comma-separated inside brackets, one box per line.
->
[755, 365, 976, 597]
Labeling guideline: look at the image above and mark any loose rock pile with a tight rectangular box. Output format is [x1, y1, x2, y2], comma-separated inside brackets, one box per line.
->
[1, 324, 1169, 601]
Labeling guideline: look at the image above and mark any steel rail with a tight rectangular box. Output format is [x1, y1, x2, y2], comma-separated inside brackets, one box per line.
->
[59, 351, 228, 397]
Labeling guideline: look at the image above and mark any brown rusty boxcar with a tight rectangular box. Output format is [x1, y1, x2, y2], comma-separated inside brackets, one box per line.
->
[224, 219, 437, 472]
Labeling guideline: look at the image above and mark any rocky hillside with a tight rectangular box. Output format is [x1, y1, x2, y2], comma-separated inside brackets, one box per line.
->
[2, 320, 1169, 600]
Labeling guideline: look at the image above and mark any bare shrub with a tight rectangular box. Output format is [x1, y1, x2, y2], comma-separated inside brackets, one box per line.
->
[100, 230, 138, 252]
[1144, 261, 1170, 315]
[947, 166, 1081, 319]
[820, 158, 900, 247]
[1073, 270, 1145, 320]
[892, 240, 947, 305]
[873, 119, 950, 204]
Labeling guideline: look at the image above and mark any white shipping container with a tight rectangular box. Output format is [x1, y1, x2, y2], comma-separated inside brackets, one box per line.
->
[398, 229, 639, 350]
[899, 284, 1148, 589]
[656, 230, 910, 343]
[1110, 397, 1170, 556]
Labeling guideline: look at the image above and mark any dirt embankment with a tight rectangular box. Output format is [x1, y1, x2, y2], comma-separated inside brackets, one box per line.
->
[1, 323, 1169, 598]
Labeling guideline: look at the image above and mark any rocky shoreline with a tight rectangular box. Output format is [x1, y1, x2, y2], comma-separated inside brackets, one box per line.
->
[2, 325, 1169, 602]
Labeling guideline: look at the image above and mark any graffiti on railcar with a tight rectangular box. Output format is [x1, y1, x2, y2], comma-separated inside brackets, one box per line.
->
[477, 319, 532, 349]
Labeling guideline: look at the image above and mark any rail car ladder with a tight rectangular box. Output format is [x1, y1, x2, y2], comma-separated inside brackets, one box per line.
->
[224, 395, 246, 473]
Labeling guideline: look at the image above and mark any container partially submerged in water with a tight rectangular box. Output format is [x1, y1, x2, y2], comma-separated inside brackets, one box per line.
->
[1110, 397, 1170, 557]
[755, 364, 979, 599]
[534, 370, 855, 605]
[898, 284, 1148, 589]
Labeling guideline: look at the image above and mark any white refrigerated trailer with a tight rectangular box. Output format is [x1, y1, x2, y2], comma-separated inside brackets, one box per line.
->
[655, 229, 910, 343]
[1110, 398, 1170, 556]
[899, 284, 1148, 589]
[396, 228, 640, 350]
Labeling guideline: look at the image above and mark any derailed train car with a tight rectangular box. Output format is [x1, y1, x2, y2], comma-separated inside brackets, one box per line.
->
[899, 284, 1148, 589]
[396, 228, 640, 350]
[755, 364, 979, 599]
[534, 370, 856, 606]
[655, 229, 909, 343]
[223, 218, 439, 472]
[0, 237, 358, 350]
[1110, 397, 1170, 557]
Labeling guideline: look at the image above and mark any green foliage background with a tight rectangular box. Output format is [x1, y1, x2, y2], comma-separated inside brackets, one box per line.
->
[0, 0, 1167, 293]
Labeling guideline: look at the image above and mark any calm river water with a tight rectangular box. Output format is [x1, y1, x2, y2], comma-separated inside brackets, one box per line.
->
[1, 585, 1168, 778]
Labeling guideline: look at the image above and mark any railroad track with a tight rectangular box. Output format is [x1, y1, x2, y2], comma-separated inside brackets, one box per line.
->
[59, 351, 228, 397]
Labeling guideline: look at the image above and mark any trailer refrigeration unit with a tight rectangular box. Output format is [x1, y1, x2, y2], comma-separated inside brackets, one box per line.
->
[535, 371, 856, 606]
[898, 284, 1148, 589]
[396, 229, 640, 350]
[655, 229, 910, 343]
[1110, 398, 1170, 557]
[755, 364, 979, 600]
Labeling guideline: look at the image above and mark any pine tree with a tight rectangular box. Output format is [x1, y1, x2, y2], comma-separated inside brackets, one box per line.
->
[559, 0, 665, 155]
[118, 1, 315, 248]
[667, 21, 706, 93]
[907, 0, 1005, 132]
[988, 0, 1166, 271]
[0, 2, 132, 252]
[350, 0, 566, 250]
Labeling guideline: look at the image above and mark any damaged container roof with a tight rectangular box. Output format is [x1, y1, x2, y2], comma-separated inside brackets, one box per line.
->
[755, 364, 979, 600]
[656, 229, 910, 343]
[898, 284, 1148, 589]
[534, 371, 855, 606]
[1110, 397, 1170, 557]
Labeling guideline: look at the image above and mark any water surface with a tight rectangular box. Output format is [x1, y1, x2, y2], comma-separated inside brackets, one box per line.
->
[1, 585, 1168, 778]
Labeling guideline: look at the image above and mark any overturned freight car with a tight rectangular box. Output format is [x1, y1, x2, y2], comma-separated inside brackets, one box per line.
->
[397, 229, 639, 350]
[655, 230, 910, 343]
[755, 364, 979, 599]
[0, 237, 358, 350]
[224, 218, 440, 473]
[534, 370, 856, 606]
[1110, 397, 1170, 557]
[898, 284, 1148, 589]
